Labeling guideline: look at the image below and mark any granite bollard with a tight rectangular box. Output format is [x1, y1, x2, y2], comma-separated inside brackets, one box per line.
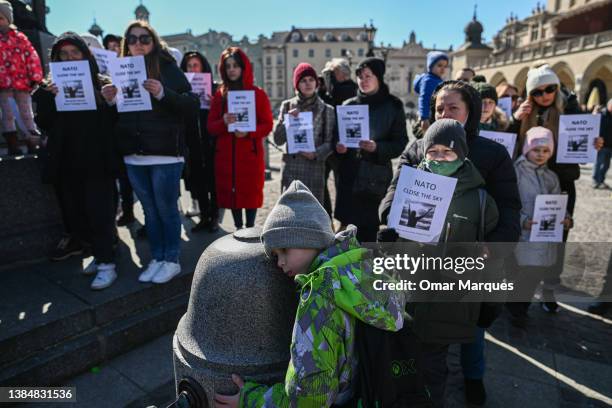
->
[173, 227, 298, 407]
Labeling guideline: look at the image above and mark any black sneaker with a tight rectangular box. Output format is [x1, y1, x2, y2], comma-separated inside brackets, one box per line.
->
[49, 236, 83, 261]
[540, 289, 559, 313]
[191, 218, 211, 233]
[464, 378, 486, 406]
[208, 218, 220, 233]
[117, 212, 136, 226]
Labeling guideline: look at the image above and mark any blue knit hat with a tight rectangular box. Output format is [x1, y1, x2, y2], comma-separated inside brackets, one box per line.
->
[427, 51, 449, 72]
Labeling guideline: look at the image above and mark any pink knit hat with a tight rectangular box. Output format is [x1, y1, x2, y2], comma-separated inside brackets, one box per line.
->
[523, 126, 555, 156]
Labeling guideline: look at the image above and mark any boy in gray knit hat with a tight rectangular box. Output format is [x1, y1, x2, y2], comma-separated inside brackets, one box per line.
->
[215, 180, 405, 407]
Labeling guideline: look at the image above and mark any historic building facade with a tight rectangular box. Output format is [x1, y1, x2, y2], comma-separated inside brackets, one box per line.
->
[452, 0, 612, 105]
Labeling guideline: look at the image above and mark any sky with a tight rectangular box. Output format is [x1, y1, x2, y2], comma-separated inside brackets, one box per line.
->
[46, 0, 542, 49]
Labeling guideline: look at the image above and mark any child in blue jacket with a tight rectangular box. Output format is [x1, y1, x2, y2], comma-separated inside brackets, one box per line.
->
[414, 51, 449, 131]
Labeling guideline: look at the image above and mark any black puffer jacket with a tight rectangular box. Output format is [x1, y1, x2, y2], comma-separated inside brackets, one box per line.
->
[380, 80, 521, 244]
[33, 32, 118, 183]
[335, 84, 408, 230]
[114, 53, 199, 157]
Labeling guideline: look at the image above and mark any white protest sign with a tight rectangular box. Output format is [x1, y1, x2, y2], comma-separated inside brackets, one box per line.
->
[479, 130, 517, 158]
[185, 72, 212, 109]
[497, 97, 513, 120]
[388, 166, 458, 243]
[50, 60, 97, 111]
[336, 105, 370, 148]
[109, 55, 152, 113]
[556, 114, 600, 164]
[91, 48, 117, 75]
[228, 90, 256, 132]
[284, 112, 315, 154]
[529, 194, 568, 242]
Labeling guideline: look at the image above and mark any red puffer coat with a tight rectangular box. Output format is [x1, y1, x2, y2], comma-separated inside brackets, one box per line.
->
[0, 29, 43, 92]
[207, 48, 273, 209]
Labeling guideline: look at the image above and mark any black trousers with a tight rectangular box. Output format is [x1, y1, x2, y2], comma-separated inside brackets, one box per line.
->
[421, 343, 450, 408]
[57, 174, 117, 263]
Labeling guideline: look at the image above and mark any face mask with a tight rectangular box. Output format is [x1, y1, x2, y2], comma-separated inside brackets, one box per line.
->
[424, 159, 463, 176]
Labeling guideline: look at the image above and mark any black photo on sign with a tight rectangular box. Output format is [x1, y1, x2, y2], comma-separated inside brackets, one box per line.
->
[539, 214, 557, 231]
[294, 129, 308, 144]
[346, 123, 362, 139]
[567, 134, 588, 152]
[399, 200, 435, 230]
[62, 80, 84, 99]
[121, 79, 141, 99]
[235, 108, 249, 123]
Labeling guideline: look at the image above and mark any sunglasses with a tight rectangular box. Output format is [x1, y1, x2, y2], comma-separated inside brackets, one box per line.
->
[126, 34, 153, 46]
[530, 85, 558, 98]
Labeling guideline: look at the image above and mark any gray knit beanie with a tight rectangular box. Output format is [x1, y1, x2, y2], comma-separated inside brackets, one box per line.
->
[0, 0, 13, 25]
[261, 180, 335, 256]
[423, 118, 469, 161]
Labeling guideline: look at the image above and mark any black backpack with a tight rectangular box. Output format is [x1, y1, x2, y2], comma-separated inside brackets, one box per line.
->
[348, 318, 433, 408]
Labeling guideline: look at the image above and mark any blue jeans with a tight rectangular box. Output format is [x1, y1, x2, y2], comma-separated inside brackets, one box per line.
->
[461, 327, 485, 380]
[593, 147, 612, 184]
[126, 162, 184, 263]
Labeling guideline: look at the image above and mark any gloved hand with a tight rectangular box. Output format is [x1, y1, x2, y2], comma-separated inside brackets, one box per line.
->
[377, 227, 399, 243]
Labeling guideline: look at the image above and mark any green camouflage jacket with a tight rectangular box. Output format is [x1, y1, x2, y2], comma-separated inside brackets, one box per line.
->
[240, 226, 405, 407]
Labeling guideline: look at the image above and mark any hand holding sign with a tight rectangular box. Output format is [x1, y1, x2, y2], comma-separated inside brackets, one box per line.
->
[101, 84, 118, 103]
[143, 79, 163, 98]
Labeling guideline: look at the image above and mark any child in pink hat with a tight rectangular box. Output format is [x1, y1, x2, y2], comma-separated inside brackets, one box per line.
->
[509, 126, 573, 325]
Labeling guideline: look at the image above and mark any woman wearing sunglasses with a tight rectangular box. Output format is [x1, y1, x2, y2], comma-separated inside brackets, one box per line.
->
[101, 21, 199, 285]
[510, 64, 587, 312]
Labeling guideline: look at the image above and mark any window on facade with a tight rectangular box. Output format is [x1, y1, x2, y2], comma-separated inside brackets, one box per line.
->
[266, 70, 272, 80]
[266, 84, 273, 96]
[265, 56, 272, 65]
[277, 69, 283, 80]
[277, 83, 284, 98]
[569, 0, 576, 6]
[531, 27, 538, 41]
[341, 49, 347, 56]
[358, 48, 364, 57]
[325, 49, 332, 57]
[293, 49, 299, 58]
[308, 49, 314, 58]
[276, 55, 283, 65]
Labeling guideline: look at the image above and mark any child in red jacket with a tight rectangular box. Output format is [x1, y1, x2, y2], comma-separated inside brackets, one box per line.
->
[0, 0, 43, 154]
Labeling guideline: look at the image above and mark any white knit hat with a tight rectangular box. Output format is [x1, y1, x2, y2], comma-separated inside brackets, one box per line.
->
[526, 65, 560, 95]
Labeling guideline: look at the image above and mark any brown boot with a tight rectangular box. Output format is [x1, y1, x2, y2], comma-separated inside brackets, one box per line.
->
[3, 131, 21, 155]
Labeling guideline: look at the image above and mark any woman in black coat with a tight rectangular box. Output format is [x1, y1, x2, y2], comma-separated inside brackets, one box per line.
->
[34, 32, 118, 290]
[334, 58, 408, 242]
[179, 51, 219, 232]
[378, 80, 521, 406]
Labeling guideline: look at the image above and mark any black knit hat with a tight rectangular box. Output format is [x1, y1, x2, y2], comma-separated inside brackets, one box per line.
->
[422, 119, 469, 161]
[471, 81, 498, 104]
[356, 57, 385, 84]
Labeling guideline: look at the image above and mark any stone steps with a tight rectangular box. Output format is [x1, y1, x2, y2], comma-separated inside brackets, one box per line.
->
[0, 268, 191, 387]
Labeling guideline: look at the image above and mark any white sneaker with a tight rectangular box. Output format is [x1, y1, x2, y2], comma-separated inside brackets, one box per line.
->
[82, 258, 98, 275]
[139, 260, 164, 283]
[90, 264, 117, 290]
[152, 261, 181, 284]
